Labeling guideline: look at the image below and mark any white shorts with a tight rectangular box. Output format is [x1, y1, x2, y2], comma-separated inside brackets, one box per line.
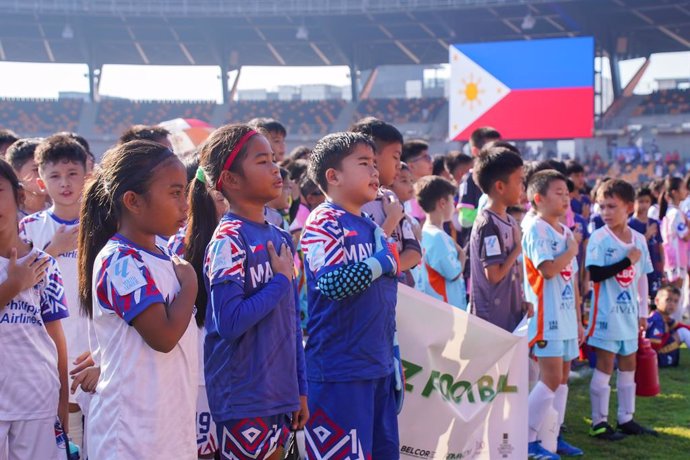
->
[0, 417, 57, 460]
[197, 386, 218, 457]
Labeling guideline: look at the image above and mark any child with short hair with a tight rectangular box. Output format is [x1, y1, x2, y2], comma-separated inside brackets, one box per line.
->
[5, 137, 50, 217]
[659, 177, 689, 317]
[191, 125, 308, 460]
[18, 134, 90, 448]
[523, 170, 583, 459]
[629, 187, 664, 302]
[469, 145, 527, 332]
[391, 163, 423, 287]
[78, 140, 199, 458]
[248, 117, 287, 162]
[646, 285, 690, 367]
[0, 158, 69, 459]
[415, 175, 467, 310]
[586, 179, 657, 440]
[301, 132, 400, 458]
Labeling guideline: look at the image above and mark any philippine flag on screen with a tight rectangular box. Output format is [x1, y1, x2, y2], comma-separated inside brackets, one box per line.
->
[449, 37, 594, 141]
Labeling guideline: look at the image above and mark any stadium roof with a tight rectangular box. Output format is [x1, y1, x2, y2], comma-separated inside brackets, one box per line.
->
[0, 0, 688, 68]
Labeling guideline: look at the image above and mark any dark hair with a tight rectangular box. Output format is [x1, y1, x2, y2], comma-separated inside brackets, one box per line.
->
[658, 176, 684, 221]
[248, 117, 287, 137]
[507, 205, 526, 215]
[657, 284, 681, 298]
[308, 132, 376, 193]
[399, 162, 411, 172]
[35, 134, 88, 170]
[0, 157, 22, 205]
[285, 158, 309, 183]
[480, 140, 519, 156]
[470, 126, 501, 150]
[182, 153, 200, 184]
[289, 145, 311, 160]
[445, 151, 473, 175]
[0, 129, 18, 146]
[349, 117, 403, 153]
[565, 160, 585, 176]
[299, 176, 320, 197]
[78, 141, 176, 317]
[414, 175, 457, 213]
[432, 155, 447, 176]
[472, 146, 524, 194]
[597, 178, 635, 205]
[401, 139, 429, 163]
[5, 138, 41, 171]
[566, 178, 575, 193]
[527, 170, 568, 207]
[636, 186, 653, 200]
[184, 124, 257, 325]
[118, 125, 171, 145]
[524, 159, 568, 187]
[57, 131, 91, 156]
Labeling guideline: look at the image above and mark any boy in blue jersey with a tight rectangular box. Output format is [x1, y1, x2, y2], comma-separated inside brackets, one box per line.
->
[301, 132, 400, 459]
[646, 285, 690, 367]
[628, 187, 664, 302]
[586, 179, 658, 440]
[523, 171, 583, 459]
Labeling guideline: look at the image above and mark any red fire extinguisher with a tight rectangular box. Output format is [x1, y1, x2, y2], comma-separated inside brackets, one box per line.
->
[635, 333, 660, 397]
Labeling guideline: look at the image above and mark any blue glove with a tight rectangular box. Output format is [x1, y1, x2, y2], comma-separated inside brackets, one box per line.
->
[373, 226, 399, 277]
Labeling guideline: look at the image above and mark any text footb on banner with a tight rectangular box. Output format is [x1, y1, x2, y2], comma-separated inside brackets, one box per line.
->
[396, 285, 528, 459]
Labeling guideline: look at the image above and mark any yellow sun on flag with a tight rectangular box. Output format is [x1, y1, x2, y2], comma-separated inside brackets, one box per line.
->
[459, 73, 484, 110]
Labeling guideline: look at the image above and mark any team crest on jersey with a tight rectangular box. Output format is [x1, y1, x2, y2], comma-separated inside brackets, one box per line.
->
[560, 263, 573, 282]
[615, 266, 635, 288]
[536, 340, 548, 348]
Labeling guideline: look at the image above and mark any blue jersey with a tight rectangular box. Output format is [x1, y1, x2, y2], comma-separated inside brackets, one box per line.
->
[523, 217, 579, 344]
[586, 226, 653, 341]
[646, 311, 682, 367]
[301, 201, 397, 382]
[204, 213, 306, 421]
[628, 217, 663, 271]
[419, 225, 466, 310]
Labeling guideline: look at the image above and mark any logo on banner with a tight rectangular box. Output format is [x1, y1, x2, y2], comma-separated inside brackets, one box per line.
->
[615, 266, 635, 288]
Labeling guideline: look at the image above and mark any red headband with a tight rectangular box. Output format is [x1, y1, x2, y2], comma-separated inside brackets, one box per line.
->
[215, 129, 258, 191]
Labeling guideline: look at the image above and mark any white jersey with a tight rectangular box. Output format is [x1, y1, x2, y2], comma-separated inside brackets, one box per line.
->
[19, 209, 89, 403]
[0, 250, 69, 420]
[87, 234, 197, 460]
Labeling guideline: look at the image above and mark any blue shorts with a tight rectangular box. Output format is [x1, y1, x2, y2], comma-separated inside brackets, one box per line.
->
[532, 338, 579, 362]
[305, 373, 399, 459]
[587, 336, 638, 356]
[217, 414, 290, 460]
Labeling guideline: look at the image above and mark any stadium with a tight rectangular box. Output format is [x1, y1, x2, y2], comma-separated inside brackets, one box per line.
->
[2, 1, 690, 459]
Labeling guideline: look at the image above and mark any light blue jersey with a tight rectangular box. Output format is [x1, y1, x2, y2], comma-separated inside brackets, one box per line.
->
[586, 226, 653, 341]
[523, 217, 579, 345]
[419, 225, 467, 310]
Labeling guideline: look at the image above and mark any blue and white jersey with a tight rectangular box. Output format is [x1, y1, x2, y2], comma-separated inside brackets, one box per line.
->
[0, 250, 67, 420]
[203, 213, 305, 421]
[522, 217, 579, 345]
[301, 201, 397, 382]
[586, 226, 653, 341]
[88, 234, 197, 460]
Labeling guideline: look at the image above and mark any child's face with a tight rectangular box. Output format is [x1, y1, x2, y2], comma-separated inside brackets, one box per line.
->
[634, 195, 652, 216]
[391, 168, 414, 202]
[268, 132, 286, 163]
[376, 142, 402, 187]
[598, 194, 633, 228]
[407, 150, 433, 180]
[570, 172, 585, 190]
[0, 176, 20, 233]
[229, 135, 283, 205]
[497, 167, 524, 207]
[16, 159, 46, 197]
[134, 158, 188, 237]
[673, 183, 689, 202]
[441, 193, 455, 222]
[331, 144, 379, 206]
[536, 179, 570, 218]
[39, 160, 86, 208]
[267, 178, 292, 210]
[655, 291, 680, 317]
[451, 163, 471, 184]
[209, 189, 229, 221]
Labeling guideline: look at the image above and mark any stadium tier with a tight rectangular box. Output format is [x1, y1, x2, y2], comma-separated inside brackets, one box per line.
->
[353, 97, 446, 125]
[634, 89, 690, 116]
[0, 98, 82, 135]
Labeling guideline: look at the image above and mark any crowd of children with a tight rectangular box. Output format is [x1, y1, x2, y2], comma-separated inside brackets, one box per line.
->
[0, 116, 687, 460]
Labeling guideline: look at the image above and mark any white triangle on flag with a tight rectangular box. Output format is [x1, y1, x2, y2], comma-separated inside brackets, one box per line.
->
[448, 45, 511, 140]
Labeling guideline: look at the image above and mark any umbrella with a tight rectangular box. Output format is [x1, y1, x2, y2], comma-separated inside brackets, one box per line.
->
[158, 118, 214, 156]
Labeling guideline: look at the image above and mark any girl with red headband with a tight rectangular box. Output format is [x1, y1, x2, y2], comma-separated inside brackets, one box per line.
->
[189, 124, 308, 460]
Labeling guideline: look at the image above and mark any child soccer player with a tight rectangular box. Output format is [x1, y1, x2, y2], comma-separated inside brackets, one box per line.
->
[523, 170, 583, 459]
[415, 176, 467, 310]
[5, 137, 50, 217]
[0, 158, 69, 459]
[265, 167, 292, 232]
[646, 285, 690, 367]
[391, 163, 423, 287]
[659, 177, 689, 318]
[301, 132, 400, 458]
[469, 145, 528, 332]
[629, 187, 664, 302]
[586, 179, 657, 440]
[18, 134, 90, 449]
[0, 128, 18, 157]
[248, 117, 288, 162]
[78, 140, 198, 459]
[401, 139, 433, 222]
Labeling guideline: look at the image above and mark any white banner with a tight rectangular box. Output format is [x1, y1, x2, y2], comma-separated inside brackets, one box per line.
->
[397, 285, 528, 459]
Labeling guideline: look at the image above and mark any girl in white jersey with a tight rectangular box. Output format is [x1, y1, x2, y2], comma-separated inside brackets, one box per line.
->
[0, 158, 70, 459]
[76, 141, 199, 459]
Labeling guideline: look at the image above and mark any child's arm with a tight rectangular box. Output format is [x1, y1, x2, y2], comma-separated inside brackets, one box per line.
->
[588, 247, 640, 282]
[45, 319, 69, 434]
[574, 277, 585, 344]
[637, 268, 650, 331]
[0, 250, 50, 309]
[485, 224, 521, 285]
[292, 280, 309, 430]
[382, 195, 405, 237]
[426, 232, 464, 282]
[398, 218, 422, 272]
[535, 237, 578, 280]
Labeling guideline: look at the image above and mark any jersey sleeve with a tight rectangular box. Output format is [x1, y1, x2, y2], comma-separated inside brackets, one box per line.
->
[300, 207, 346, 278]
[206, 221, 247, 288]
[95, 248, 165, 324]
[639, 233, 654, 275]
[399, 217, 421, 255]
[585, 232, 605, 268]
[40, 256, 69, 323]
[425, 231, 463, 280]
[475, 215, 505, 267]
[523, 221, 554, 268]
